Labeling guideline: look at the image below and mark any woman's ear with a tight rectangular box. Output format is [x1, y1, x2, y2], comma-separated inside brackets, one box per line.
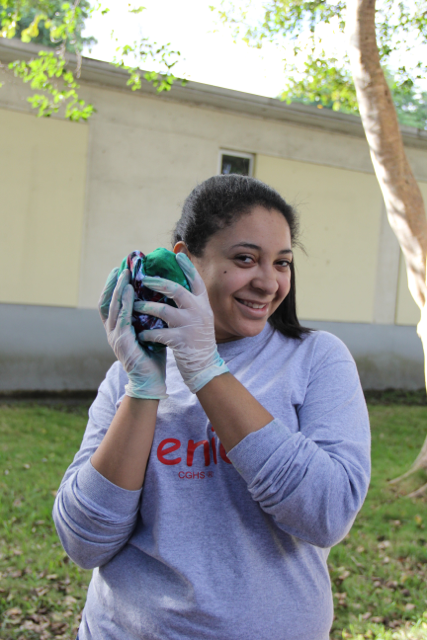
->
[173, 241, 190, 257]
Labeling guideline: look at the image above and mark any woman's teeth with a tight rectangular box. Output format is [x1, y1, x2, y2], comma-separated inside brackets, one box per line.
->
[238, 299, 267, 309]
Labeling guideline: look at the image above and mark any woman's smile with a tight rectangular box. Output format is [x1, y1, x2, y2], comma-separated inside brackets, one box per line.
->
[234, 297, 271, 315]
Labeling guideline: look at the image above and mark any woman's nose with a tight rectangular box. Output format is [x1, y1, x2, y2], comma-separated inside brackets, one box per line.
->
[251, 266, 279, 295]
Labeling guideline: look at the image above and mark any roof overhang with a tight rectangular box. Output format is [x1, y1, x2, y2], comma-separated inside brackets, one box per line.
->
[1, 38, 427, 150]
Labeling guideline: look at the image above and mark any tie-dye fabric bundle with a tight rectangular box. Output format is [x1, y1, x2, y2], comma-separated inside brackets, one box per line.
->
[118, 248, 191, 351]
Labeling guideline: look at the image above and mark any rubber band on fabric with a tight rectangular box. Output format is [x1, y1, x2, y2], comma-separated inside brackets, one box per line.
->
[118, 249, 191, 352]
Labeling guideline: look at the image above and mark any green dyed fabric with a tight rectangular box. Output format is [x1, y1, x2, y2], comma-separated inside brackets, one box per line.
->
[117, 248, 190, 352]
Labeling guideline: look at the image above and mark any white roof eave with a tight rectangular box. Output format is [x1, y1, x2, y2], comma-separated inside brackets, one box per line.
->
[1, 38, 426, 149]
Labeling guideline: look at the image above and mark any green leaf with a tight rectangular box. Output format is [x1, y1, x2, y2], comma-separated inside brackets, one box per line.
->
[128, 5, 145, 14]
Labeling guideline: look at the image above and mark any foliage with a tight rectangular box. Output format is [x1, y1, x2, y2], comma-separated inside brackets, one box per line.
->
[0, 0, 95, 51]
[113, 37, 183, 94]
[212, 0, 427, 129]
[388, 83, 427, 131]
[364, 389, 427, 406]
[0, 0, 97, 119]
[287, 67, 427, 130]
[280, 55, 358, 113]
[9, 50, 94, 119]
[0, 1, 182, 121]
[1, 400, 427, 638]
[0, 0, 88, 48]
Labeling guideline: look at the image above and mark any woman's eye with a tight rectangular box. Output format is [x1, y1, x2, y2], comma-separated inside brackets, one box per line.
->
[235, 255, 254, 264]
[234, 255, 292, 268]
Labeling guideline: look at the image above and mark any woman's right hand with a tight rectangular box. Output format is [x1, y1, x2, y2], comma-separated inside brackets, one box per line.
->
[98, 268, 168, 400]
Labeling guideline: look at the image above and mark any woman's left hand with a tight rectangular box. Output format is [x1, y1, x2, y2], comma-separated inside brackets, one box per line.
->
[137, 253, 229, 393]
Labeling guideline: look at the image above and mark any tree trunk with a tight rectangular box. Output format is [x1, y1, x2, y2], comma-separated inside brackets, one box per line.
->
[346, 0, 427, 489]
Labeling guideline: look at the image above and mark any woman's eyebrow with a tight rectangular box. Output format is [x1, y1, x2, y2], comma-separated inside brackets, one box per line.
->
[230, 242, 293, 255]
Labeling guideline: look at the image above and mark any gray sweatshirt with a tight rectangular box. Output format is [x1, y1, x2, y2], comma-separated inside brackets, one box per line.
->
[53, 324, 370, 640]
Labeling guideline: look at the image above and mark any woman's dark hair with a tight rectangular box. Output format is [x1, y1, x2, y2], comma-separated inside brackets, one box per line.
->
[172, 174, 312, 340]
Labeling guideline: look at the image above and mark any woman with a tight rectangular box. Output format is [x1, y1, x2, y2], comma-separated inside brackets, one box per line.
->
[53, 174, 370, 640]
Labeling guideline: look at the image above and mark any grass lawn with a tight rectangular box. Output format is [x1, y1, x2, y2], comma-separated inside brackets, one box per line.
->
[0, 399, 427, 639]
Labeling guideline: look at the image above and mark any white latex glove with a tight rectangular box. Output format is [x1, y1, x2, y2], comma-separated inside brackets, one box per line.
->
[98, 268, 168, 400]
[137, 253, 229, 393]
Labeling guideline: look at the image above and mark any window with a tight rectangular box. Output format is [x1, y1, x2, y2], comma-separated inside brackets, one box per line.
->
[219, 150, 254, 177]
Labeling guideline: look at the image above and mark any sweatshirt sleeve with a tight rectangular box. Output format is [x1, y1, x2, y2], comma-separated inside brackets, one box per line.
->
[52, 362, 141, 570]
[226, 333, 371, 549]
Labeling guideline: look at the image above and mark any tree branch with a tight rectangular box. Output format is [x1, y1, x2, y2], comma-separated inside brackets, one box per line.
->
[347, 0, 427, 312]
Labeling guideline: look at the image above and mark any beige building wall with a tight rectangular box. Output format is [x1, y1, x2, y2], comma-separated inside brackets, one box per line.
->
[254, 155, 383, 323]
[0, 108, 88, 307]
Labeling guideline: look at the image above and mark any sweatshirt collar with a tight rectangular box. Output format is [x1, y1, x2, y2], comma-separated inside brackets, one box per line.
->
[216, 322, 275, 359]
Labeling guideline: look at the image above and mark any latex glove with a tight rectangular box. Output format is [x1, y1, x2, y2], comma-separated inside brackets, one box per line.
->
[98, 268, 168, 400]
[137, 253, 229, 393]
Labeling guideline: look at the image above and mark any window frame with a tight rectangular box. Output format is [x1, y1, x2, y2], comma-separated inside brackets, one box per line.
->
[218, 149, 254, 177]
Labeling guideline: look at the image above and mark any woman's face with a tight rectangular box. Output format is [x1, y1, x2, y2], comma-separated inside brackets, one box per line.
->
[174, 205, 293, 343]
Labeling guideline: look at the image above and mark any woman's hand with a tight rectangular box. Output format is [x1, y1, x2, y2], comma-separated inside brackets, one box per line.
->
[137, 253, 229, 393]
[98, 268, 168, 400]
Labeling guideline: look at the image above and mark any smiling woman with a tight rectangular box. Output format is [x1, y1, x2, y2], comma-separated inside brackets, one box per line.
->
[53, 174, 371, 640]
[172, 175, 310, 341]
[174, 206, 293, 342]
